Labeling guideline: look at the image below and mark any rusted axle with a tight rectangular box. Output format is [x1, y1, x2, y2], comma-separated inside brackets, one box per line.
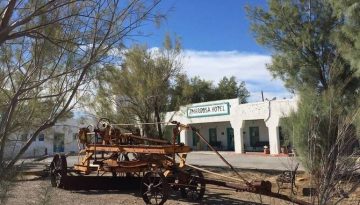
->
[123, 133, 170, 144]
[199, 177, 311, 205]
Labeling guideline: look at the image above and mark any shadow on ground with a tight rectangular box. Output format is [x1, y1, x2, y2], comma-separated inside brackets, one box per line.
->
[32, 176, 269, 205]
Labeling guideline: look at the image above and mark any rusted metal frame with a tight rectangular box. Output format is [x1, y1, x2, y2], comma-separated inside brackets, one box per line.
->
[171, 121, 249, 184]
[178, 153, 187, 168]
[183, 162, 245, 183]
[195, 177, 310, 205]
[124, 133, 170, 144]
[85, 144, 191, 154]
[105, 166, 147, 173]
[86, 131, 170, 145]
[74, 164, 94, 174]
[81, 152, 93, 165]
[205, 178, 310, 205]
[193, 127, 249, 184]
[199, 177, 259, 192]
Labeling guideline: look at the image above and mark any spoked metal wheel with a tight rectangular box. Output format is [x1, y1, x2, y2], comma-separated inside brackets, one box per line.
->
[141, 171, 170, 205]
[180, 169, 205, 201]
[50, 154, 67, 188]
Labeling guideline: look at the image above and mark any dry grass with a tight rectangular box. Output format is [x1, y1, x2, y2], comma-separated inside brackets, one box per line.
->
[3, 167, 360, 205]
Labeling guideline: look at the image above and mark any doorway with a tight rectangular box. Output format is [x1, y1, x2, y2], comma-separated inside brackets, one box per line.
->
[226, 128, 234, 151]
[249, 127, 260, 147]
[208, 128, 217, 145]
[53, 133, 65, 153]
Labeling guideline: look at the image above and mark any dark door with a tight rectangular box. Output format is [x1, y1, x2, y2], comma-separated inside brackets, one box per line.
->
[192, 131, 199, 147]
[249, 127, 259, 147]
[209, 128, 217, 145]
[53, 133, 65, 153]
[227, 128, 234, 151]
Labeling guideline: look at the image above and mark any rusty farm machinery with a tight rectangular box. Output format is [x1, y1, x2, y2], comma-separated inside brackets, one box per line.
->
[49, 118, 310, 205]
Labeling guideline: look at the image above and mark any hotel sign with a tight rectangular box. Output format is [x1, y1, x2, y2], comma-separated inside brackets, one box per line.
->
[187, 102, 230, 118]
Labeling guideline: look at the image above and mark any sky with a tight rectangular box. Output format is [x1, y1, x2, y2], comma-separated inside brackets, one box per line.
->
[127, 0, 293, 102]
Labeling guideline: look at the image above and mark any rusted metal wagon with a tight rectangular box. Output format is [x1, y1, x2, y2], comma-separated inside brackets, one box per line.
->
[49, 118, 310, 205]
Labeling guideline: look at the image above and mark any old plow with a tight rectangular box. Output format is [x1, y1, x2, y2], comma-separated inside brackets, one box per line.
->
[49, 118, 310, 205]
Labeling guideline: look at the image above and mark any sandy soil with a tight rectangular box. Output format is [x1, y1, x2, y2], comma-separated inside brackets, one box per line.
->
[2, 169, 360, 205]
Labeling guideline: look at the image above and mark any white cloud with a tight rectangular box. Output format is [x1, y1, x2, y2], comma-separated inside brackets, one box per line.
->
[182, 50, 294, 102]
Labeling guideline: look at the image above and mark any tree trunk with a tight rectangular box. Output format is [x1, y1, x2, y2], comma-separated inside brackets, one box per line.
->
[0, 96, 19, 164]
[154, 100, 163, 140]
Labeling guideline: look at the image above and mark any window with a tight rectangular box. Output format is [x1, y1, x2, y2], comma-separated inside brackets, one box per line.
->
[21, 133, 28, 142]
[38, 134, 45, 141]
[54, 133, 65, 152]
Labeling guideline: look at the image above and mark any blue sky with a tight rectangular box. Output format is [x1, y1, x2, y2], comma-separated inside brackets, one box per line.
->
[127, 0, 293, 102]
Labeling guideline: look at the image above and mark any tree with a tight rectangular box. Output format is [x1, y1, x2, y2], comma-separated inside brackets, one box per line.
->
[247, 0, 360, 204]
[168, 75, 250, 108]
[92, 36, 182, 138]
[187, 76, 216, 103]
[167, 73, 193, 111]
[331, 0, 360, 70]
[0, 0, 163, 176]
[216, 76, 250, 103]
[237, 81, 250, 103]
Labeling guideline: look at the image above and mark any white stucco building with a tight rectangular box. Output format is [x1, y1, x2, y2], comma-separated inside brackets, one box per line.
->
[5, 116, 96, 159]
[164, 98, 298, 155]
[5, 98, 298, 159]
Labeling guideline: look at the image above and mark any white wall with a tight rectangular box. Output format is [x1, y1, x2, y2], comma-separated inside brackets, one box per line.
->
[185, 122, 231, 150]
[242, 120, 269, 147]
[165, 97, 298, 154]
[4, 116, 96, 159]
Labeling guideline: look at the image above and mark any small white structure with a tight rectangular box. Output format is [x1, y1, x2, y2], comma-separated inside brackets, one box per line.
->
[5, 116, 96, 159]
[164, 98, 297, 155]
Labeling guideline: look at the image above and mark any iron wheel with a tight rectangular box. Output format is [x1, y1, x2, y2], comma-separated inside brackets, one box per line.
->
[50, 154, 67, 188]
[141, 171, 169, 205]
[180, 169, 205, 201]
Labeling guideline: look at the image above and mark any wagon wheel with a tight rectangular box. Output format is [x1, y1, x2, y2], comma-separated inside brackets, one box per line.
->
[180, 169, 205, 201]
[141, 171, 170, 205]
[50, 154, 67, 188]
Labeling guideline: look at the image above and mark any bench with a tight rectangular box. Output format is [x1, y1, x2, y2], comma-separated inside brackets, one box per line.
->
[276, 163, 299, 194]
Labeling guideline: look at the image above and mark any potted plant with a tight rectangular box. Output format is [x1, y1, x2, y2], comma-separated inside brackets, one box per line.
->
[280, 146, 288, 154]
[281, 138, 291, 154]
[264, 145, 270, 154]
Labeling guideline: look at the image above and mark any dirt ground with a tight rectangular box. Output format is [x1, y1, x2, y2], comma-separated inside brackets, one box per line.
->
[2, 168, 360, 205]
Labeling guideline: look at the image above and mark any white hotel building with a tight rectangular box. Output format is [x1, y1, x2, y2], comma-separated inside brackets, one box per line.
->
[164, 98, 297, 155]
[6, 98, 297, 158]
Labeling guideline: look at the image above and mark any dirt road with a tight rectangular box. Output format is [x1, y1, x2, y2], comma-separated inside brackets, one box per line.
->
[3, 169, 359, 205]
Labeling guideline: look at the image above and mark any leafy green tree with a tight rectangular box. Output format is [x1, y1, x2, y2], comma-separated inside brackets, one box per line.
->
[92, 36, 182, 139]
[248, 0, 359, 204]
[188, 77, 216, 103]
[168, 75, 250, 110]
[331, 0, 360, 70]
[167, 74, 193, 111]
[0, 0, 162, 175]
[216, 76, 249, 103]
